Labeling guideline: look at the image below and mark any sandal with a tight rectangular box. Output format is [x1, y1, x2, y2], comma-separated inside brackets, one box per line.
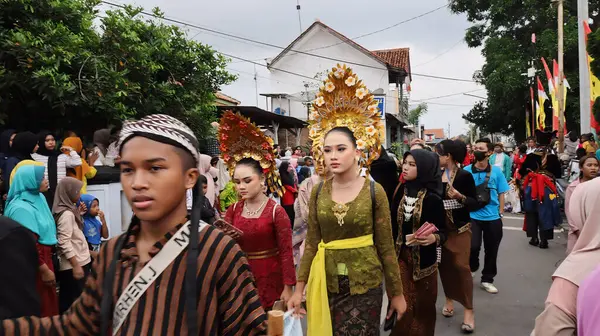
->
[442, 307, 454, 318]
[461, 323, 475, 334]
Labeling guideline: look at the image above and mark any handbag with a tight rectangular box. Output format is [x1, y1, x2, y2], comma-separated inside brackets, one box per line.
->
[474, 170, 492, 209]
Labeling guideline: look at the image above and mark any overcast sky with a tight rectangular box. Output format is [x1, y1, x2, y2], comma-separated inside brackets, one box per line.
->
[105, 0, 486, 137]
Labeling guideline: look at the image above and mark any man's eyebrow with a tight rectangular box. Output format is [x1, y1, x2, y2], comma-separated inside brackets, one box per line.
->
[119, 157, 167, 165]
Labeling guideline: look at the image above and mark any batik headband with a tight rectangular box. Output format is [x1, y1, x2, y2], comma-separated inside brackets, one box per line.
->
[119, 114, 200, 164]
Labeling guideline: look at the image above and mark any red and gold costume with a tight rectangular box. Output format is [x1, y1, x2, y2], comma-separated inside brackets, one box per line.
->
[219, 111, 295, 309]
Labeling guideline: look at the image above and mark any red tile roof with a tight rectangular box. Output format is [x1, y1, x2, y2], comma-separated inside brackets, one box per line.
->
[424, 128, 445, 139]
[372, 48, 411, 75]
[215, 92, 240, 105]
[268, 21, 410, 77]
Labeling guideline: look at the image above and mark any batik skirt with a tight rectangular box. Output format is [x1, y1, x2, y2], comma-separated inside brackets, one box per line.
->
[439, 229, 473, 309]
[392, 248, 437, 336]
[328, 275, 383, 336]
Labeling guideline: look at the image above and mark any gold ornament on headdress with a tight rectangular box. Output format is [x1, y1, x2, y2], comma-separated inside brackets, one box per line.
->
[218, 111, 283, 197]
[309, 64, 384, 175]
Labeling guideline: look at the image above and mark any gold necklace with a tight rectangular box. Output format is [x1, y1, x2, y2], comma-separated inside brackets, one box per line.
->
[244, 198, 267, 216]
[332, 202, 350, 226]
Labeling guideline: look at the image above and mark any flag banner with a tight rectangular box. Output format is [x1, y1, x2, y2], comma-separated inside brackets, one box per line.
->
[537, 76, 548, 129]
[542, 57, 559, 131]
[584, 20, 600, 133]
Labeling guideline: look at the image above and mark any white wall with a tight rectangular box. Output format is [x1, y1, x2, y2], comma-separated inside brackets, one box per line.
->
[87, 183, 133, 239]
[268, 25, 392, 121]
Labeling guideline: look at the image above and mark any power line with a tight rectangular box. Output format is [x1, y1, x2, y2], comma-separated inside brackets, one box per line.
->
[283, 4, 449, 57]
[348, 4, 448, 41]
[412, 39, 463, 68]
[100, 1, 475, 83]
[412, 89, 485, 102]
[417, 102, 475, 107]
[211, 4, 450, 64]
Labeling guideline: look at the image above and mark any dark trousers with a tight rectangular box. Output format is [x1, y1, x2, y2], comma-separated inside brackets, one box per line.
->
[57, 263, 91, 313]
[470, 219, 503, 284]
[525, 212, 553, 241]
[282, 204, 295, 228]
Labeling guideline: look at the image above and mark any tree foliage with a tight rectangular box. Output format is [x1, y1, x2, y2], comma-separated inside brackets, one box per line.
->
[407, 102, 428, 126]
[450, 0, 599, 141]
[0, 0, 235, 137]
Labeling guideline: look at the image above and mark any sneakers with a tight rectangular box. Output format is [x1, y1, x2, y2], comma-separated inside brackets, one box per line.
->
[480, 282, 498, 294]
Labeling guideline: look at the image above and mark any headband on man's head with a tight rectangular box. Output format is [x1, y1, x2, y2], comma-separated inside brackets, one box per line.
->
[118, 114, 200, 165]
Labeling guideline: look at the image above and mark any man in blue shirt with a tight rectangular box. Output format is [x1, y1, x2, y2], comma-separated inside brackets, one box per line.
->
[464, 138, 510, 294]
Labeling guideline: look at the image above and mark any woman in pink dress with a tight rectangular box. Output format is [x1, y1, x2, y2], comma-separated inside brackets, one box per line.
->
[224, 158, 296, 309]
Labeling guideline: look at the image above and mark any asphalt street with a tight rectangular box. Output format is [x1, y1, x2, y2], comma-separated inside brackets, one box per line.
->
[381, 214, 568, 336]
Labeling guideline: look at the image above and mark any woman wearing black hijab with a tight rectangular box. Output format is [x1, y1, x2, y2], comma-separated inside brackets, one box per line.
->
[32, 131, 83, 208]
[279, 161, 297, 226]
[390, 149, 447, 336]
[0, 129, 16, 203]
[0, 129, 16, 157]
[370, 146, 399, 205]
[3, 132, 39, 189]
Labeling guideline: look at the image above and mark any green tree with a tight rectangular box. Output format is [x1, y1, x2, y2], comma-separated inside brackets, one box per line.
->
[407, 102, 428, 126]
[450, 0, 599, 141]
[0, 0, 235, 137]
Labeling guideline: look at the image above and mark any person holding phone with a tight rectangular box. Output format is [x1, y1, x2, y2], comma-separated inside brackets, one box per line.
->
[219, 111, 296, 310]
[390, 149, 447, 336]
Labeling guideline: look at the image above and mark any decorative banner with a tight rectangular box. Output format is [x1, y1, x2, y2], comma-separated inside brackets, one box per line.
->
[584, 20, 600, 134]
[541, 57, 559, 131]
[537, 76, 548, 130]
[530, 86, 536, 134]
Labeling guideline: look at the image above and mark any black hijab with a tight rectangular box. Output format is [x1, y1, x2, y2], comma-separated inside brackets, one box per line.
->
[36, 131, 59, 157]
[11, 132, 38, 161]
[0, 129, 16, 156]
[279, 161, 295, 187]
[370, 146, 399, 204]
[403, 149, 443, 197]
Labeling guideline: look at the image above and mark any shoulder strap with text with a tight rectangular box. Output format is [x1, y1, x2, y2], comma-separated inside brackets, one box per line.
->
[109, 221, 207, 335]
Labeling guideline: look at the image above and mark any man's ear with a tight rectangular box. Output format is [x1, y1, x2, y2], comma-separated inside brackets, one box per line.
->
[185, 168, 200, 190]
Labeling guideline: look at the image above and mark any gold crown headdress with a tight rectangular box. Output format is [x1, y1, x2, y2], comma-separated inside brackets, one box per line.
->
[219, 111, 283, 197]
[309, 64, 384, 174]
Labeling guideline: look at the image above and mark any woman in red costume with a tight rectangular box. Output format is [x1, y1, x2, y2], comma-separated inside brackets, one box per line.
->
[220, 111, 296, 309]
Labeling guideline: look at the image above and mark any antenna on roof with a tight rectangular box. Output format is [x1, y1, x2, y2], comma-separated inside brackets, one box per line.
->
[296, 0, 302, 33]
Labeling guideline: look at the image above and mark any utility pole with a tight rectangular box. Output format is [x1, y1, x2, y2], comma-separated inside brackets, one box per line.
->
[528, 33, 537, 137]
[296, 0, 303, 34]
[578, 0, 591, 134]
[557, 0, 566, 153]
[253, 64, 259, 106]
[304, 83, 310, 119]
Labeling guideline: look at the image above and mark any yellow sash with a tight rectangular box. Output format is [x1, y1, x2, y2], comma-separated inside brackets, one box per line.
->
[306, 234, 374, 336]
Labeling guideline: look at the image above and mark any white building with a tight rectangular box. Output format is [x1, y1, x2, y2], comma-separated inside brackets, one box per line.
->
[261, 20, 412, 148]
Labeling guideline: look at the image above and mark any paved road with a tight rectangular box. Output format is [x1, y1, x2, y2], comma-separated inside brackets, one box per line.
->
[381, 214, 568, 336]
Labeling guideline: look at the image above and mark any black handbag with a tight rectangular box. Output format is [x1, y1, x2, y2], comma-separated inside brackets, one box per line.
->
[474, 170, 492, 210]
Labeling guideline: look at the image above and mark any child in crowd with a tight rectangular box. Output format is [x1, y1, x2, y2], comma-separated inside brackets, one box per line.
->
[79, 194, 108, 258]
[198, 175, 217, 223]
